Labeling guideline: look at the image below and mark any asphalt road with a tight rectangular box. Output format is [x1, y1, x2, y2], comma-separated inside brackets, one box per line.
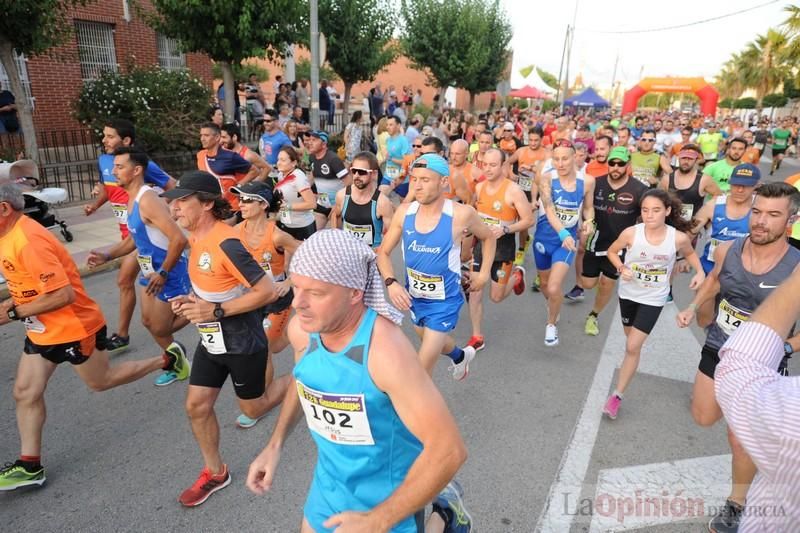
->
[1, 156, 798, 533]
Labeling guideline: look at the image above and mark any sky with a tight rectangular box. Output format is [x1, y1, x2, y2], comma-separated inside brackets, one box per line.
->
[502, 0, 792, 91]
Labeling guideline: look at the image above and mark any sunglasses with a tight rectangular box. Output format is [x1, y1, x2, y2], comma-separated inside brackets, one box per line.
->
[608, 160, 627, 167]
[239, 197, 265, 204]
[263, 119, 275, 123]
[640, 138, 655, 142]
[350, 167, 372, 176]
[553, 139, 574, 149]
[412, 144, 422, 148]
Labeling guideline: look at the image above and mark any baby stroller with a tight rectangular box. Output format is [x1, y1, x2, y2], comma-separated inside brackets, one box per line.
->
[0, 159, 73, 242]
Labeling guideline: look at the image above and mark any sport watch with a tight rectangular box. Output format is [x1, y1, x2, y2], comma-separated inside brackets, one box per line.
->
[213, 302, 225, 320]
[784, 342, 794, 356]
[384, 277, 397, 287]
[6, 305, 20, 321]
[158, 269, 169, 279]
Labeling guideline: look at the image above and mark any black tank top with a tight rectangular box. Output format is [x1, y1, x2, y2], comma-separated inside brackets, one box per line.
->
[341, 186, 382, 247]
[668, 170, 704, 221]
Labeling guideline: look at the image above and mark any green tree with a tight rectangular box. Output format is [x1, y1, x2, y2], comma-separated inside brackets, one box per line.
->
[737, 29, 791, 108]
[148, 0, 306, 122]
[734, 97, 757, 109]
[0, 0, 86, 162]
[455, 0, 513, 111]
[295, 58, 340, 85]
[318, 0, 399, 119]
[762, 93, 788, 108]
[537, 68, 559, 90]
[784, 78, 800, 99]
[715, 53, 746, 101]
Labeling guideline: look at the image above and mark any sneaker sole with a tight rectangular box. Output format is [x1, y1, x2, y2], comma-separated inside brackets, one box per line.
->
[447, 481, 473, 529]
[469, 343, 485, 352]
[565, 295, 585, 302]
[180, 474, 232, 507]
[0, 476, 46, 491]
[154, 378, 178, 387]
[544, 338, 559, 347]
[603, 409, 617, 420]
[236, 417, 263, 429]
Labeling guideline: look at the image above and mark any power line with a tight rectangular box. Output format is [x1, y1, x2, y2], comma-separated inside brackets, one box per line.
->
[577, 0, 779, 35]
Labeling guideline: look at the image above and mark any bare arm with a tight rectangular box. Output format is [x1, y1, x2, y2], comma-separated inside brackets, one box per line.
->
[507, 185, 535, 233]
[699, 174, 723, 197]
[238, 164, 261, 186]
[140, 191, 187, 273]
[462, 205, 496, 293]
[246, 151, 270, 182]
[290, 188, 317, 212]
[377, 194, 394, 235]
[331, 188, 346, 229]
[5, 285, 75, 322]
[676, 231, 704, 289]
[606, 227, 635, 272]
[689, 201, 714, 236]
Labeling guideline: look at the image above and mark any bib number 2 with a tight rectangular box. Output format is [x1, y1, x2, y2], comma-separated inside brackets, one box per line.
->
[198, 321, 227, 355]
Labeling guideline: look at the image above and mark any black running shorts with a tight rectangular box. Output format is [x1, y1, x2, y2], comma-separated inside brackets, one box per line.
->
[618, 298, 662, 334]
[23, 325, 109, 365]
[189, 343, 267, 400]
[582, 253, 619, 280]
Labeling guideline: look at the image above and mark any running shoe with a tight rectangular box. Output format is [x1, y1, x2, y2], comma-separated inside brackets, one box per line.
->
[585, 314, 600, 336]
[433, 479, 473, 533]
[164, 341, 190, 382]
[236, 413, 265, 429]
[179, 465, 231, 507]
[603, 394, 622, 420]
[154, 371, 178, 387]
[531, 273, 541, 292]
[513, 249, 525, 266]
[106, 333, 130, 354]
[512, 266, 526, 295]
[708, 499, 743, 533]
[564, 285, 585, 302]
[0, 460, 46, 491]
[666, 286, 674, 304]
[544, 324, 559, 347]
[465, 335, 485, 352]
[450, 346, 476, 381]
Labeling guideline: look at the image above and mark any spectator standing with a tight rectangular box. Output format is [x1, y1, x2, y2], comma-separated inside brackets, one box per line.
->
[0, 82, 19, 134]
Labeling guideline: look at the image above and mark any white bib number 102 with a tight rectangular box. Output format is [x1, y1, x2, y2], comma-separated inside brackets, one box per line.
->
[297, 381, 374, 445]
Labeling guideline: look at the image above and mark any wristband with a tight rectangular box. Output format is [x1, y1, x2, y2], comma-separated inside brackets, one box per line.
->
[558, 228, 571, 242]
[688, 303, 698, 311]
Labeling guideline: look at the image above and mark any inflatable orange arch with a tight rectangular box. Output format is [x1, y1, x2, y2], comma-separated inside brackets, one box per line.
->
[621, 77, 719, 116]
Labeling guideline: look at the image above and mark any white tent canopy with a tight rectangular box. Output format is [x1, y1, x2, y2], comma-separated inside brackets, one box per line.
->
[510, 63, 557, 95]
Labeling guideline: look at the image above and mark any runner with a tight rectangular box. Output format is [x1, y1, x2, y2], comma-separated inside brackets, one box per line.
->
[87, 147, 191, 386]
[658, 143, 722, 222]
[377, 154, 496, 378]
[273, 146, 318, 241]
[629, 129, 662, 187]
[740, 130, 762, 165]
[220, 123, 270, 182]
[231, 181, 298, 429]
[259, 109, 293, 181]
[465, 149, 534, 352]
[582, 147, 648, 336]
[676, 182, 800, 533]
[702, 137, 746, 194]
[696, 121, 724, 164]
[469, 131, 494, 170]
[83, 118, 176, 354]
[498, 122, 522, 157]
[384, 115, 412, 192]
[386, 135, 421, 199]
[0, 180, 189, 491]
[246, 230, 471, 533]
[507, 127, 549, 263]
[769, 117, 792, 175]
[331, 151, 394, 250]
[531, 140, 595, 347]
[442, 139, 479, 204]
[308, 130, 350, 230]
[602, 189, 704, 419]
[196, 122, 258, 217]
[161, 171, 283, 507]
[585, 135, 612, 178]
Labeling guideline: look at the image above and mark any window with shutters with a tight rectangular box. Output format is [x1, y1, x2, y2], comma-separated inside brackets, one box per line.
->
[75, 21, 118, 82]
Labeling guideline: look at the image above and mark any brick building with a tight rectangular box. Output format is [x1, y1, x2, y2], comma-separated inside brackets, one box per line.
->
[0, 0, 213, 133]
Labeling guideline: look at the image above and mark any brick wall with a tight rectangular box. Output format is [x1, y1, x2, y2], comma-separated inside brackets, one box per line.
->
[25, 0, 213, 134]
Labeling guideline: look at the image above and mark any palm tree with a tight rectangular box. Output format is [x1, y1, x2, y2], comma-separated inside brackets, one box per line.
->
[715, 53, 745, 101]
[781, 5, 800, 76]
[736, 29, 791, 108]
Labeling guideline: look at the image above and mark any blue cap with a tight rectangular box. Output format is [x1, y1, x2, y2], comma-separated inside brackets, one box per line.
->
[309, 130, 329, 143]
[231, 181, 274, 204]
[729, 163, 760, 187]
[412, 154, 449, 177]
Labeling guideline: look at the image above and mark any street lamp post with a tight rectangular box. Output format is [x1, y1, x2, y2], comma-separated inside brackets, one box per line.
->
[309, 0, 321, 131]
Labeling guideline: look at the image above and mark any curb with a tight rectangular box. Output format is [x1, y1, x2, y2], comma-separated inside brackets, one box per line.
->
[0, 257, 122, 300]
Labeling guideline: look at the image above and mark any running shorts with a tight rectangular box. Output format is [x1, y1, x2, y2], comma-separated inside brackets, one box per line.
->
[533, 238, 577, 270]
[278, 220, 316, 241]
[472, 258, 513, 285]
[618, 298, 662, 334]
[24, 325, 108, 365]
[409, 299, 462, 333]
[700, 256, 715, 275]
[700, 343, 790, 379]
[138, 269, 191, 302]
[772, 147, 787, 158]
[189, 343, 267, 400]
[582, 252, 619, 280]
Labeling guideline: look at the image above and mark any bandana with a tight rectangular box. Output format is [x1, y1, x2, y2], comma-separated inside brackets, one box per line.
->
[290, 229, 403, 325]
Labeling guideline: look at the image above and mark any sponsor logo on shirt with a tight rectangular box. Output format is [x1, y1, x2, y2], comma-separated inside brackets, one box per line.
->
[39, 272, 54, 283]
[198, 252, 212, 270]
[407, 240, 441, 254]
[617, 192, 634, 206]
[2, 259, 15, 272]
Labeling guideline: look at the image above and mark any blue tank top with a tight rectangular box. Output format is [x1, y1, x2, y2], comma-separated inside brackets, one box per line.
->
[535, 172, 585, 243]
[127, 186, 188, 278]
[294, 308, 422, 533]
[342, 186, 383, 248]
[703, 196, 750, 262]
[401, 200, 462, 306]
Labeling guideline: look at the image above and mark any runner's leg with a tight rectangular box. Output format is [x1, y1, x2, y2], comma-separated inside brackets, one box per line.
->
[13, 354, 57, 456]
[691, 371, 723, 427]
[185, 385, 224, 473]
[73, 348, 166, 391]
[614, 326, 649, 395]
[591, 275, 617, 315]
[545, 261, 571, 324]
[467, 288, 484, 340]
[728, 427, 757, 507]
[414, 326, 452, 375]
[116, 252, 139, 340]
[139, 289, 188, 349]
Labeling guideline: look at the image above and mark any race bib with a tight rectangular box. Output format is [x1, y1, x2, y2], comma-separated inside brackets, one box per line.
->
[297, 381, 374, 445]
[479, 213, 501, 227]
[716, 298, 750, 336]
[631, 264, 667, 286]
[518, 173, 532, 192]
[407, 268, 445, 300]
[707, 238, 721, 260]
[198, 321, 227, 355]
[343, 221, 373, 246]
[279, 206, 293, 226]
[386, 166, 400, 180]
[22, 315, 46, 334]
[555, 205, 579, 228]
[680, 203, 694, 221]
[258, 254, 274, 280]
[137, 255, 155, 276]
[111, 203, 128, 225]
[317, 192, 333, 208]
[703, 152, 717, 160]
[754, 142, 765, 150]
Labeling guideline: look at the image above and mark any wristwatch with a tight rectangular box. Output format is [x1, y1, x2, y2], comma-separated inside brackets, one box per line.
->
[7, 305, 20, 321]
[384, 277, 397, 287]
[502, 226, 510, 235]
[158, 269, 169, 280]
[784, 342, 794, 356]
[213, 302, 225, 320]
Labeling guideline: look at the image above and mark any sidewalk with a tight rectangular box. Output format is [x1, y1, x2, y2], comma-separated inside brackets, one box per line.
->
[0, 202, 122, 298]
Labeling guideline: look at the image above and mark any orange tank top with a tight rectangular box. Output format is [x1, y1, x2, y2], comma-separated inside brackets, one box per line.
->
[197, 150, 241, 211]
[518, 146, 546, 168]
[475, 178, 517, 227]
[238, 219, 286, 280]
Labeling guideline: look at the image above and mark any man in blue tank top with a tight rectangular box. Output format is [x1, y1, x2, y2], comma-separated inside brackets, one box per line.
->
[377, 154, 497, 381]
[87, 147, 192, 386]
[247, 230, 471, 533]
[677, 182, 800, 533]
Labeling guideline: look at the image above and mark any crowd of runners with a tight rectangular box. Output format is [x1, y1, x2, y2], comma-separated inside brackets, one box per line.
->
[1, 103, 800, 533]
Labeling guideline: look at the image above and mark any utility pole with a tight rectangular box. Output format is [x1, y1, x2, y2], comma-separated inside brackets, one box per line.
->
[555, 25, 570, 105]
[560, 0, 580, 113]
[609, 53, 619, 107]
[309, 0, 321, 130]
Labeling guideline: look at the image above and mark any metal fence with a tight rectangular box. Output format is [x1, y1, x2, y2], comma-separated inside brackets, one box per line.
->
[0, 129, 196, 204]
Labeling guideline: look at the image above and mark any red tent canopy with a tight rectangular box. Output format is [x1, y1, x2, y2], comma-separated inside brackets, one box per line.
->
[508, 85, 548, 99]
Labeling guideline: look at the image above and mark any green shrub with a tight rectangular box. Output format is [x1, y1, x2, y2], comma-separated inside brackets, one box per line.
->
[733, 97, 757, 109]
[73, 66, 212, 152]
